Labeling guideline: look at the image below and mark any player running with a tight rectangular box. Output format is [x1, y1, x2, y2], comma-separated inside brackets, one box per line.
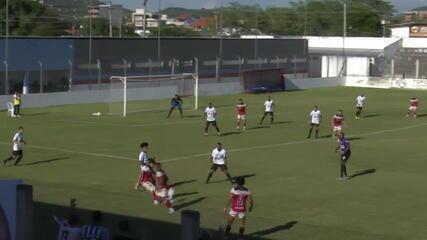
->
[205, 142, 233, 184]
[134, 142, 155, 190]
[407, 97, 419, 118]
[355, 94, 366, 119]
[235, 98, 247, 131]
[166, 94, 183, 118]
[151, 162, 175, 213]
[259, 96, 274, 124]
[307, 106, 321, 138]
[331, 110, 345, 138]
[3, 127, 26, 166]
[335, 132, 351, 181]
[223, 177, 254, 238]
[204, 102, 221, 136]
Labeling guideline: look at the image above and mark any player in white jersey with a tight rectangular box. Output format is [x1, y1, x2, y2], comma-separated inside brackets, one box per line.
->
[53, 214, 82, 240]
[134, 142, 155, 190]
[3, 126, 26, 166]
[307, 106, 322, 138]
[355, 94, 366, 119]
[204, 102, 221, 136]
[259, 96, 275, 124]
[205, 142, 233, 184]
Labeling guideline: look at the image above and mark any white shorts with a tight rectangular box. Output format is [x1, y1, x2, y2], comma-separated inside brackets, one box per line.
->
[229, 210, 246, 219]
[155, 188, 168, 198]
[237, 114, 246, 120]
[333, 126, 342, 132]
[142, 182, 155, 192]
[409, 106, 417, 111]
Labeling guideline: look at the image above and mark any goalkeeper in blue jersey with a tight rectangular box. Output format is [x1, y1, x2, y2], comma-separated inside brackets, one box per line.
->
[167, 94, 183, 118]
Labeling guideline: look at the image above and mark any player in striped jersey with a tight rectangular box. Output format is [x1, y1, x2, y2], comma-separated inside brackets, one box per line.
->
[223, 177, 254, 238]
[81, 211, 110, 240]
[235, 98, 247, 131]
[134, 142, 155, 190]
[53, 214, 82, 240]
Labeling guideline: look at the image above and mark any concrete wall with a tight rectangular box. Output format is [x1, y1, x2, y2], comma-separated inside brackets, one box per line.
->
[305, 36, 401, 50]
[391, 27, 410, 38]
[0, 180, 23, 240]
[402, 38, 427, 49]
[285, 77, 345, 90]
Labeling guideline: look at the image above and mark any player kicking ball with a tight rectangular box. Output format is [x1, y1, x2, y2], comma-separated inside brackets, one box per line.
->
[3, 126, 26, 166]
[335, 132, 351, 181]
[223, 177, 254, 238]
[259, 96, 274, 124]
[205, 142, 233, 184]
[407, 97, 419, 118]
[235, 98, 247, 131]
[204, 102, 221, 136]
[355, 94, 366, 119]
[307, 106, 321, 138]
[167, 94, 183, 118]
[151, 162, 175, 213]
[331, 110, 345, 139]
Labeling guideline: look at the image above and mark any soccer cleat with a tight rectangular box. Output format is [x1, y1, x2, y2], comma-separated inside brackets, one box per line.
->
[168, 208, 175, 214]
[2, 160, 6, 167]
[218, 132, 222, 136]
[243, 127, 246, 131]
[204, 133, 208, 136]
[153, 200, 160, 205]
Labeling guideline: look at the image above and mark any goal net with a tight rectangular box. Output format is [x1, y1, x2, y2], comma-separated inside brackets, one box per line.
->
[108, 73, 199, 116]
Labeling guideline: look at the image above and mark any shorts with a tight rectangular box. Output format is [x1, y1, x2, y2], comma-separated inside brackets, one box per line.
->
[171, 104, 182, 109]
[237, 114, 246, 120]
[229, 210, 246, 219]
[155, 188, 168, 198]
[211, 164, 227, 171]
[311, 123, 320, 127]
[12, 150, 23, 157]
[206, 121, 218, 127]
[341, 151, 351, 163]
[264, 111, 274, 116]
[356, 106, 363, 110]
[142, 182, 155, 192]
[409, 106, 417, 111]
[333, 126, 342, 132]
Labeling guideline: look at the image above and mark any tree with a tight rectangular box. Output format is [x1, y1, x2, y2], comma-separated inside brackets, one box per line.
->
[148, 25, 200, 38]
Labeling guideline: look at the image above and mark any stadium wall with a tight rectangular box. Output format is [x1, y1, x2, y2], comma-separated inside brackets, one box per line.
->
[285, 77, 345, 90]
[0, 180, 23, 240]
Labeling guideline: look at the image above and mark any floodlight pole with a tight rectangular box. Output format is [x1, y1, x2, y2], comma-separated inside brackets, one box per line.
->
[38, 61, 43, 93]
[5, 0, 9, 95]
[157, 0, 161, 60]
[342, 1, 347, 77]
[109, 0, 113, 37]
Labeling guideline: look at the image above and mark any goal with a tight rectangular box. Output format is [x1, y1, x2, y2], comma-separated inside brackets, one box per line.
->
[108, 73, 199, 116]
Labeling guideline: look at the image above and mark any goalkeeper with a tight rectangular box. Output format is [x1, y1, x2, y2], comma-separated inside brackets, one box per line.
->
[167, 94, 183, 118]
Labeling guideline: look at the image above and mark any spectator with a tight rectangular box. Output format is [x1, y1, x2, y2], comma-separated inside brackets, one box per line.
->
[113, 220, 136, 240]
[82, 211, 110, 240]
[53, 214, 82, 240]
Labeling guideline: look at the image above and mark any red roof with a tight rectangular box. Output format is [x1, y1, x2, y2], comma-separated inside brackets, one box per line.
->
[176, 14, 191, 21]
[190, 18, 209, 28]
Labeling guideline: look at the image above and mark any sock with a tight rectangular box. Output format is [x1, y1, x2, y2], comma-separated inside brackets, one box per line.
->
[315, 129, 319, 138]
[239, 227, 245, 236]
[225, 224, 231, 236]
[205, 172, 213, 183]
[308, 128, 313, 137]
[164, 200, 172, 209]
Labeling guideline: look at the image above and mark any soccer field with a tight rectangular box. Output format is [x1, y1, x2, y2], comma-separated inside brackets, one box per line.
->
[1, 87, 427, 240]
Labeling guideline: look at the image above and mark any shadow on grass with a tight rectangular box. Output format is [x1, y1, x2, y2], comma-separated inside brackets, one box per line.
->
[22, 157, 70, 166]
[417, 113, 427, 118]
[347, 137, 364, 141]
[221, 131, 242, 137]
[183, 114, 202, 118]
[34, 200, 291, 240]
[349, 168, 376, 179]
[320, 134, 333, 138]
[363, 114, 381, 118]
[24, 112, 51, 116]
[170, 179, 197, 187]
[209, 174, 256, 184]
[174, 192, 199, 199]
[250, 221, 298, 237]
[272, 121, 292, 125]
[174, 197, 206, 211]
[248, 126, 270, 130]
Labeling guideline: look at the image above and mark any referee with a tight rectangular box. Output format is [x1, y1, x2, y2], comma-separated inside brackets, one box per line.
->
[335, 132, 351, 181]
[3, 126, 26, 166]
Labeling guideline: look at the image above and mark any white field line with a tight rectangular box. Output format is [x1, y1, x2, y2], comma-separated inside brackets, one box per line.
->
[1, 122, 426, 165]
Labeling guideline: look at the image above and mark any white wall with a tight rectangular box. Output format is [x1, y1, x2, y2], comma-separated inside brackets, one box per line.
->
[305, 36, 401, 50]
[402, 38, 427, 49]
[285, 77, 345, 90]
[391, 27, 410, 38]
[347, 57, 369, 76]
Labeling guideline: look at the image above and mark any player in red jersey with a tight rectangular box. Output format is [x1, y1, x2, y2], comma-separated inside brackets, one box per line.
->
[407, 97, 419, 118]
[235, 98, 247, 131]
[151, 162, 175, 213]
[138, 162, 158, 204]
[223, 177, 254, 238]
[331, 110, 345, 138]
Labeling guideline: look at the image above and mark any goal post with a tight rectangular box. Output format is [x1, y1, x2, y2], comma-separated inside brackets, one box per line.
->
[108, 73, 199, 117]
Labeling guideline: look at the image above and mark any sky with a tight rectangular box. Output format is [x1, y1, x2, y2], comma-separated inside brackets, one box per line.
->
[113, 0, 427, 12]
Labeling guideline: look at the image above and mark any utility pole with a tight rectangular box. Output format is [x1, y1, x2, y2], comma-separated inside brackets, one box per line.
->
[219, 0, 223, 60]
[109, 0, 113, 37]
[341, 1, 347, 77]
[157, 0, 161, 60]
[142, 0, 148, 38]
[304, 0, 308, 36]
[5, 0, 9, 94]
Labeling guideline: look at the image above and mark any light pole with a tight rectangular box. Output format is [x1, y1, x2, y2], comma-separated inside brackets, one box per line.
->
[254, 0, 259, 59]
[38, 61, 43, 93]
[157, 0, 162, 60]
[219, 0, 223, 61]
[142, 0, 148, 38]
[109, 1, 113, 37]
[89, 0, 93, 82]
[5, 0, 9, 95]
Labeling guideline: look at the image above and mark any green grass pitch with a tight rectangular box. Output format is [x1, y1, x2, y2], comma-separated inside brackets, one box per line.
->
[1, 87, 427, 240]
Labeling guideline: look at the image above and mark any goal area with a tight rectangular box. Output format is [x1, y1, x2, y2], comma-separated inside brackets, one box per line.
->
[108, 73, 199, 116]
